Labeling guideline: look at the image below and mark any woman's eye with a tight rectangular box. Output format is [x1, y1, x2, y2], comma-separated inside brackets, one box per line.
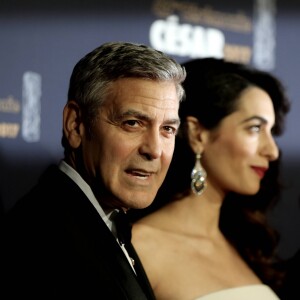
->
[249, 125, 261, 133]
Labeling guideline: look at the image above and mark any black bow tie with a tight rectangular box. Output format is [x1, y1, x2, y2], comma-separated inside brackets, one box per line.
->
[114, 210, 132, 247]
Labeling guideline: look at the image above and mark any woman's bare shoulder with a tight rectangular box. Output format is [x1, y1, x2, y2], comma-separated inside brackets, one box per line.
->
[132, 212, 167, 245]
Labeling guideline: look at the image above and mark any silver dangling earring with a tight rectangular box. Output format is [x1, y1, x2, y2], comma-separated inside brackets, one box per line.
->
[191, 153, 207, 195]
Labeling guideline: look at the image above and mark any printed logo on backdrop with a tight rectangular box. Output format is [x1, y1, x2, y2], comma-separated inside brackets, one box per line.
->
[0, 0, 276, 143]
[0, 71, 41, 142]
[149, 0, 276, 70]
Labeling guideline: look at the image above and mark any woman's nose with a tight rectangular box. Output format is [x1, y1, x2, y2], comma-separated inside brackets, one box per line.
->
[261, 134, 279, 161]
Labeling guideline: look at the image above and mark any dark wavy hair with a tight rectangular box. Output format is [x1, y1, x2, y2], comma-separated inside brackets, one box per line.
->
[130, 58, 290, 293]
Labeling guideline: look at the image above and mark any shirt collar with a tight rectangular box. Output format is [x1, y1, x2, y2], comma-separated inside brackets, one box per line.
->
[58, 160, 117, 231]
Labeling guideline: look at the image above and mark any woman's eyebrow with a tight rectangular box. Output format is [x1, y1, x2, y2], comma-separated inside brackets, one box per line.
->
[241, 115, 268, 124]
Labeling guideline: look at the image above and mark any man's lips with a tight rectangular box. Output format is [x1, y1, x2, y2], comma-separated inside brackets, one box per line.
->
[251, 166, 268, 179]
[125, 168, 156, 179]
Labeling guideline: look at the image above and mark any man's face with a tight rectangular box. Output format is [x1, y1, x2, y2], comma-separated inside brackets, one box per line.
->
[81, 78, 180, 210]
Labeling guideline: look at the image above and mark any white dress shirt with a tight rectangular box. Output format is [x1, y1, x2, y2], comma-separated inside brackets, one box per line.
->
[58, 160, 136, 272]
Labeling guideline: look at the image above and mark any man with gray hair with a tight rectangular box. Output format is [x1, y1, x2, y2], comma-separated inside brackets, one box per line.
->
[2, 41, 186, 299]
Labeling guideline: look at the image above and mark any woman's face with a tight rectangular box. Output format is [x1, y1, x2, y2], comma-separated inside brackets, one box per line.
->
[202, 86, 278, 195]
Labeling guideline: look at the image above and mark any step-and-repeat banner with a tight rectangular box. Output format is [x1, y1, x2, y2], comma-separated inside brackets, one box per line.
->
[1, 0, 299, 258]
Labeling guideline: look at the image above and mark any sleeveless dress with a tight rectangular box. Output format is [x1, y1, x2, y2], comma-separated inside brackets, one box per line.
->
[194, 284, 280, 300]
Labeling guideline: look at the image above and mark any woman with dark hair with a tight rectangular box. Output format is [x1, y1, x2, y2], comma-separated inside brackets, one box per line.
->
[131, 58, 290, 300]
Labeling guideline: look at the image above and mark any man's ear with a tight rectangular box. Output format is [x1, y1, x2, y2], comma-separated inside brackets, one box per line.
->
[185, 116, 208, 153]
[63, 101, 83, 149]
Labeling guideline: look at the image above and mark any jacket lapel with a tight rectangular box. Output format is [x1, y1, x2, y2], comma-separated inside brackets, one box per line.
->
[51, 166, 155, 299]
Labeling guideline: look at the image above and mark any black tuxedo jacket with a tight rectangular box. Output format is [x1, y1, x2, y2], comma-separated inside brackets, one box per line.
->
[1, 165, 155, 300]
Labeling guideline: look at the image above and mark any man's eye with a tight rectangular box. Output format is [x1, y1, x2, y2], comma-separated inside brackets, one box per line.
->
[124, 120, 139, 127]
[163, 126, 177, 135]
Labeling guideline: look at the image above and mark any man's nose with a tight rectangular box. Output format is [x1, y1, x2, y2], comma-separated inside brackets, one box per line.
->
[139, 130, 163, 160]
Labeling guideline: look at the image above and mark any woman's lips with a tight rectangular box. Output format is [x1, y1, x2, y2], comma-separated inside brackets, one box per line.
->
[251, 166, 268, 179]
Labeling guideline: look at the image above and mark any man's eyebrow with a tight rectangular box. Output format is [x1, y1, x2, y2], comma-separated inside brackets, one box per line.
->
[122, 109, 151, 121]
[240, 115, 268, 124]
[121, 109, 181, 126]
[164, 118, 181, 127]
